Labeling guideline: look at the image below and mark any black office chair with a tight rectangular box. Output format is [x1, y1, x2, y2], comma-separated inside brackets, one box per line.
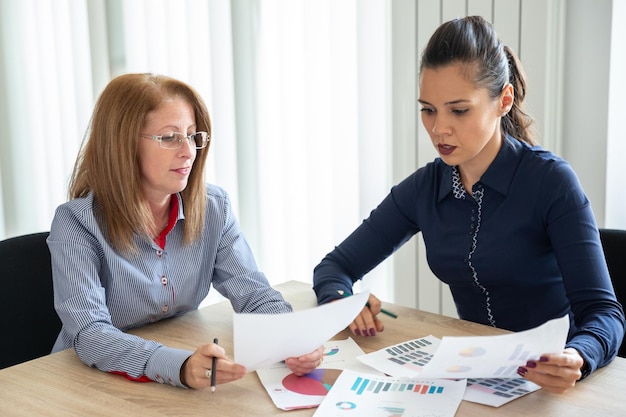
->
[599, 228, 626, 358]
[0, 232, 62, 369]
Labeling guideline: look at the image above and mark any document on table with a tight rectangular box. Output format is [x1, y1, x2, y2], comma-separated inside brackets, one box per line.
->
[234, 291, 370, 371]
[257, 337, 384, 410]
[312, 369, 466, 417]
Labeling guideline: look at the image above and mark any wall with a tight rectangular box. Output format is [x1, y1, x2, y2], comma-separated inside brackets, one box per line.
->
[561, 0, 612, 228]
[605, 0, 626, 228]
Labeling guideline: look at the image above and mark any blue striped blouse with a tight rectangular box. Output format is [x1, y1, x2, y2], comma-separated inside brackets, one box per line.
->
[48, 184, 292, 387]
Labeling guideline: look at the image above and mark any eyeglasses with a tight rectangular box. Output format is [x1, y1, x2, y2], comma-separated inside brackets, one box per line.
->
[140, 131, 210, 149]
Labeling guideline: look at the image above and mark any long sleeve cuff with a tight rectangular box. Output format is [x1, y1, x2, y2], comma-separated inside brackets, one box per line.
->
[146, 346, 193, 388]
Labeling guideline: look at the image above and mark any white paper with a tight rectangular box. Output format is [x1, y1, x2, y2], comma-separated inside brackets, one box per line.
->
[234, 291, 370, 371]
[357, 335, 441, 378]
[463, 377, 540, 407]
[256, 337, 384, 410]
[313, 369, 466, 417]
[418, 314, 569, 379]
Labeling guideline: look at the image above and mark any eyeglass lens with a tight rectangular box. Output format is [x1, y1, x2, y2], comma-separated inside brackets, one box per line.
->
[160, 132, 208, 149]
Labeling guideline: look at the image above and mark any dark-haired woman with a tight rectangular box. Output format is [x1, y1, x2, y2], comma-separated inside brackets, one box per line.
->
[313, 16, 624, 394]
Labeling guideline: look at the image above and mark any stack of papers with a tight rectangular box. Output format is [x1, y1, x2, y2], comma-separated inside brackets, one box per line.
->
[356, 315, 569, 407]
[234, 292, 570, 410]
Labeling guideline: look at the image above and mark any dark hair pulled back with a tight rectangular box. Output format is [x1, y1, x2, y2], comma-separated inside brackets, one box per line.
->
[420, 16, 536, 145]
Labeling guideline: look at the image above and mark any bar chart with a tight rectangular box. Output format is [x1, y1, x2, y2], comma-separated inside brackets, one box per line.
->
[313, 370, 466, 417]
[350, 376, 445, 396]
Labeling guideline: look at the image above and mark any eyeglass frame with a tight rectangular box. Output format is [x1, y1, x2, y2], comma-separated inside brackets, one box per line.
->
[140, 131, 210, 149]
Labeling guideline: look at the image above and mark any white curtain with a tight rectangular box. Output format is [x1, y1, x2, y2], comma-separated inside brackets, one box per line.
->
[249, 0, 391, 296]
[0, 0, 393, 302]
[0, 0, 93, 239]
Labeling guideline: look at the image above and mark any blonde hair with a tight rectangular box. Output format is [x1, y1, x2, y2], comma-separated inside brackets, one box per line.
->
[69, 73, 211, 253]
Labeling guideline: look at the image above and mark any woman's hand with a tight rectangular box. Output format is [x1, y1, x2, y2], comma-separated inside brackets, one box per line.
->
[348, 293, 385, 337]
[181, 342, 246, 389]
[517, 348, 585, 394]
[285, 345, 325, 376]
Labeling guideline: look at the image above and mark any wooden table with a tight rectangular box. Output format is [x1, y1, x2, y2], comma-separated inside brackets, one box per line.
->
[1, 280, 624, 416]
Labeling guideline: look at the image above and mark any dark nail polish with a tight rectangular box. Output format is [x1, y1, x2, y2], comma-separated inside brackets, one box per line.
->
[526, 361, 537, 368]
[369, 328, 376, 336]
[355, 329, 361, 336]
[539, 356, 549, 362]
[517, 366, 528, 376]
[362, 329, 368, 337]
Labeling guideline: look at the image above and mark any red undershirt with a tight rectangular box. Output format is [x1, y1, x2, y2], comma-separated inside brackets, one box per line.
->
[154, 195, 179, 249]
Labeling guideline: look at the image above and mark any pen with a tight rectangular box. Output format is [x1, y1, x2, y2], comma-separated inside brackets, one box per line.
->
[211, 338, 218, 393]
[337, 290, 398, 319]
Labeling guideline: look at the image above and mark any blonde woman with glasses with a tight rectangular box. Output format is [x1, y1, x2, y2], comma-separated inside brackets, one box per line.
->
[48, 73, 322, 390]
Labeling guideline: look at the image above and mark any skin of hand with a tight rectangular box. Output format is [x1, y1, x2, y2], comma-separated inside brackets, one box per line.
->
[180, 342, 246, 389]
[284, 345, 326, 376]
[517, 347, 585, 394]
[348, 293, 385, 337]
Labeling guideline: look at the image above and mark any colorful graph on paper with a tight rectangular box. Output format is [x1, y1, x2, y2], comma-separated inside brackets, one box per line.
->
[357, 335, 441, 378]
[312, 369, 466, 417]
[281, 368, 342, 395]
[256, 337, 385, 410]
[463, 377, 539, 407]
[350, 375, 445, 395]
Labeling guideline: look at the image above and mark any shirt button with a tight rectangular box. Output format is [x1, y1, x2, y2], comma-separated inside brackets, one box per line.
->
[161, 276, 167, 285]
[162, 305, 169, 313]
[156, 250, 163, 258]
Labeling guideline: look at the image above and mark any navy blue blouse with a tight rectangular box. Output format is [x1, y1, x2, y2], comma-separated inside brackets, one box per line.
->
[314, 136, 624, 375]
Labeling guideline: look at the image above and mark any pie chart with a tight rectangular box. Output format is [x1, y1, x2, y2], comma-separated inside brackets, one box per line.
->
[282, 368, 342, 395]
[459, 346, 487, 357]
[446, 365, 472, 373]
[324, 347, 340, 356]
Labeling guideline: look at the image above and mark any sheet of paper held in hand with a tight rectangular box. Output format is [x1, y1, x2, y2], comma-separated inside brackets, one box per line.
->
[418, 314, 569, 378]
[359, 314, 569, 380]
[234, 291, 370, 371]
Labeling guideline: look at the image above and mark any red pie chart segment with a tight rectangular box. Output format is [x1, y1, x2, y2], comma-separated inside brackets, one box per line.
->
[281, 369, 342, 396]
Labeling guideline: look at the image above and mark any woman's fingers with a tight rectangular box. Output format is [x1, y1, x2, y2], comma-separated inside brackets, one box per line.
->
[350, 305, 384, 337]
[285, 345, 325, 376]
[181, 342, 246, 389]
[517, 348, 584, 394]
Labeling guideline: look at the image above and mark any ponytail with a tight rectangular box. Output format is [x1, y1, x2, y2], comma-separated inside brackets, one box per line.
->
[501, 46, 536, 146]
